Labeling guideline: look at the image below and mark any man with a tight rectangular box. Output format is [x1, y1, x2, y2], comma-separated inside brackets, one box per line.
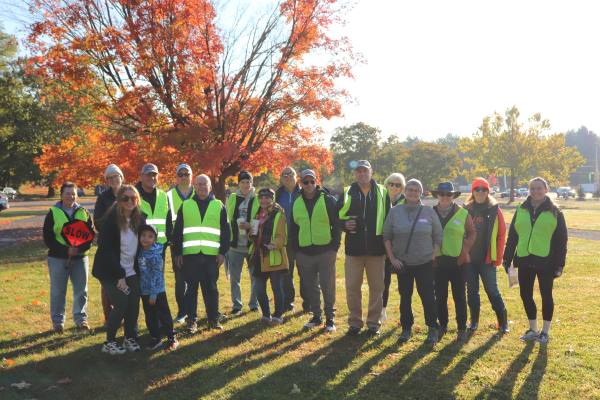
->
[136, 163, 172, 255]
[167, 164, 195, 323]
[225, 171, 259, 315]
[290, 169, 340, 333]
[172, 175, 230, 332]
[275, 166, 307, 312]
[338, 160, 389, 336]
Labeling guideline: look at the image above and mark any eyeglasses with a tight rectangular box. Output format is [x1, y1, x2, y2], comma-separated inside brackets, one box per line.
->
[437, 192, 453, 197]
[177, 173, 190, 177]
[120, 195, 137, 203]
[282, 172, 295, 178]
[302, 180, 315, 185]
[387, 182, 403, 188]
[259, 194, 273, 199]
[474, 187, 488, 193]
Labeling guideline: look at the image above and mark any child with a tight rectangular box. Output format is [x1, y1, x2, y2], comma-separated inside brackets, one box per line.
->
[138, 224, 179, 350]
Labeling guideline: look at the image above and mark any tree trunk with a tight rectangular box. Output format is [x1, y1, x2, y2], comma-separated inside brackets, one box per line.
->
[46, 173, 57, 198]
[47, 186, 56, 198]
[509, 170, 515, 204]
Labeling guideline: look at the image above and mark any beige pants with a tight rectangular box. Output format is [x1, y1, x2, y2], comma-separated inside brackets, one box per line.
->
[345, 255, 385, 329]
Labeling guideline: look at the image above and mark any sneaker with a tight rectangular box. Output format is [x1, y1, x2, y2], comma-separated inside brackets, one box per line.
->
[165, 338, 179, 351]
[520, 329, 539, 342]
[52, 324, 64, 334]
[260, 315, 272, 324]
[271, 316, 284, 325]
[76, 321, 91, 331]
[147, 337, 163, 351]
[102, 341, 126, 355]
[186, 321, 198, 334]
[346, 326, 361, 336]
[303, 317, 323, 330]
[468, 321, 478, 332]
[425, 327, 438, 345]
[208, 320, 224, 331]
[399, 328, 412, 343]
[174, 314, 187, 324]
[536, 332, 550, 345]
[325, 320, 336, 333]
[123, 337, 141, 352]
[456, 329, 468, 342]
[284, 304, 295, 313]
[366, 327, 380, 337]
[229, 308, 243, 317]
[438, 326, 447, 341]
[380, 307, 388, 323]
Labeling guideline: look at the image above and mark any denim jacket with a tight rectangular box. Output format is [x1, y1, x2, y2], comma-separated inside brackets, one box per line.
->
[138, 243, 165, 301]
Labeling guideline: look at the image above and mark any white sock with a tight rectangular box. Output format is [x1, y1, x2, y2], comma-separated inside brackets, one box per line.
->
[542, 320, 551, 335]
[529, 319, 538, 332]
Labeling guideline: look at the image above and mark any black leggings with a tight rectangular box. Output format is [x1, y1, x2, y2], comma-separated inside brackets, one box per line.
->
[518, 266, 554, 321]
[383, 259, 400, 308]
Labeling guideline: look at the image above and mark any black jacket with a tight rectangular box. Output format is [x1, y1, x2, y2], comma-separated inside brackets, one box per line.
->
[43, 203, 94, 259]
[289, 187, 341, 255]
[503, 196, 568, 274]
[229, 193, 252, 249]
[336, 180, 389, 256]
[135, 182, 173, 244]
[92, 207, 144, 281]
[93, 188, 116, 234]
[171, 193, 230, 257]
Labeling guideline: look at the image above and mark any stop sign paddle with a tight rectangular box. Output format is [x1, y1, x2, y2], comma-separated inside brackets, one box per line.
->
[61, 220, 95, 248]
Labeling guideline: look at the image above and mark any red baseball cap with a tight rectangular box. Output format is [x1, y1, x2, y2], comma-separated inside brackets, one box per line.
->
[471, 177, 490, 192]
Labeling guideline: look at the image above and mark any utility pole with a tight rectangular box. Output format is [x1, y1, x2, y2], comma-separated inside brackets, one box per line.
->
[596, 140, 599, 192]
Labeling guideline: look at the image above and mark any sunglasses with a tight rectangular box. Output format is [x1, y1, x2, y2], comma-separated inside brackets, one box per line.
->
[120, 195, 137, 203]
[473, 187, 488, 192]
[177, 173, 190, 177]
[259, 194, 274, 199]
[387, 182, 403, 188]
[107, 175, 121, 180]
[437, 192, 453, 197]
[282, 172, 295, 177]
[302, 180, 315, 185]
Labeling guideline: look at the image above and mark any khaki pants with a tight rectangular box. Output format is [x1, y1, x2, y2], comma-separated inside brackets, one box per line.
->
[345, 255, 385, 329]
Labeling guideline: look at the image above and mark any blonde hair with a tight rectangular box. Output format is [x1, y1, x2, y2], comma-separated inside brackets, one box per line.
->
[465, 193, 497, 206]
[114, 185, 143, 232]
[384, 173, 406, 188]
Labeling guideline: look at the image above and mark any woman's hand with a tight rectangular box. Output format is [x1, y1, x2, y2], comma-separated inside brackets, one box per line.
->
[390, 257, 404, 272]
[239, 221, 251, 230]
[117, 278, 129, 292]
[265, 243, 277, 250]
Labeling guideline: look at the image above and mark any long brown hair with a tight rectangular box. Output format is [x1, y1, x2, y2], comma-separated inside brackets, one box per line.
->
[465, 192, 497, 207]
[113, 185, 143, 232]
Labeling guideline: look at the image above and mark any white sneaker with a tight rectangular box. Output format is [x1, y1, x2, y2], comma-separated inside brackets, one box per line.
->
[123, 337, 141, 352]
[271, 316, 284, 325]
[520, 329, 539, 342]
[325, 320, 337, 333]
[536, 332, 550, 345]
[260, 316, 272, 324]
[303, 317, 323, 330]
[380, 307, 388, 324]
[102, 341, 126, 355]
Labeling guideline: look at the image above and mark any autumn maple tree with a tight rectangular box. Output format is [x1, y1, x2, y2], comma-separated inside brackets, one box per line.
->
[27, 0, 352, 196]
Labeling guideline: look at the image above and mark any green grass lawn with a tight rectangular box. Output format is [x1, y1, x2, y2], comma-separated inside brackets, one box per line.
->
[1, 238, 599, 399]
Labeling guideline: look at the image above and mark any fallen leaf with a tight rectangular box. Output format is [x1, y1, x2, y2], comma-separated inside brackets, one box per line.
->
[11, 381, 31, 390]
[11, 332, 18, 338]
[57, 377, 72, 385]
[31, 299, 43, 306]
[290, 383, 301, 394]
[3, 358, 15, 367]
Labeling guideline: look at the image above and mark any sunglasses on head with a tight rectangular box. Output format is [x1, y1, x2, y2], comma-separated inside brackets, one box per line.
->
[437, 192, 453, 197]
[177, 172, 190, 177]
[302, 180, 315, 185]
[120, 195, 137, 203]
[387, 182, 403, 188]
[474, 187, 488, 192]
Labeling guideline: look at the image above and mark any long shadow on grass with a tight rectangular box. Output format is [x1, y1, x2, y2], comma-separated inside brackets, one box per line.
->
[514, 345, 547, 399]
[0, 329, 95, 360]
[473, 341, 535, 400]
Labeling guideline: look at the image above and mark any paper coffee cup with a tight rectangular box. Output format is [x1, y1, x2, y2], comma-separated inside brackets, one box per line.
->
[250, 220, 260, 235]
[237, 217, 246, 227]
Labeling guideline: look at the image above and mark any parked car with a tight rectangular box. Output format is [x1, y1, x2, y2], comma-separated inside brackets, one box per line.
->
[77, 188, 85, 197]
[500, 189, 517, 198]
[517, 188, 529, 197]
[556, 187, 577, 199]
[1, 187, 17, 199]
[0, 193, 9, 212]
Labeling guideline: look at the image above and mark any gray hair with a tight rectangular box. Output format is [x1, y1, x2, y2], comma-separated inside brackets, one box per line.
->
[384, 173, 406, 187]
[196, 174, 211, 185]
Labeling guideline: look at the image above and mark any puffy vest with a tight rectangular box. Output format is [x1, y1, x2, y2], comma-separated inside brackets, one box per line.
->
[292, 193, 332, 247]
[167, 187, 195, 223]
[514, 205, 557, 257]
[440, 206, 468, 257]
[181, 199, 223, 256]
[338, 183, 387, 235]
[140, 189, 169, 244]
[50, 206, 90, 254]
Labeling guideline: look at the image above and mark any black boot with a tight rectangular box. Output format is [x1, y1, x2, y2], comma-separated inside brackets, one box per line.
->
[496, 309, 509, 334]
[468, 308, 479, 332]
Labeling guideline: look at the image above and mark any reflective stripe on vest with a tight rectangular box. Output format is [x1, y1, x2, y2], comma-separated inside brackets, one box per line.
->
[514, 206, 557, 257]
[293, 193, 332, 247]
[50, 206, 89, 252]
[338, 184, 386, 235]
[440, 207, 468, 257]
[140, 189, 169, 244]
[167, 187, 194, 223]
[182, 199, 223, 255]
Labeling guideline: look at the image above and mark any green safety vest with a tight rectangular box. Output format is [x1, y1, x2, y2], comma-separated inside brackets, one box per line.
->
[181, 199, 223, 256]
[50, 206, 90, 254]
[248, 209, 286, 266]
[226, 192, 257, 241]
[489, 210, 499, 262]
[140, 189, 169, 244]
[514, 205, 557, 258]
[167, 187, 195, 223]
[440, 206, 468, 257]
[292, 193, 332, 247]
[338, 183, 387, 235]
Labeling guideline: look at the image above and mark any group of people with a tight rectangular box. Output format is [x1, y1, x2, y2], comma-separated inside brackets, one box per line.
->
[42, 159, 568, 356]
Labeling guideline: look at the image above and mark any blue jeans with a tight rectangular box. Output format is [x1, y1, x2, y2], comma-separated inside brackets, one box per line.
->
[227, 249, 258, 310]
[48, 256, 89, 326]
[466, 262, 506, 316]
[255, 270, 286, 318]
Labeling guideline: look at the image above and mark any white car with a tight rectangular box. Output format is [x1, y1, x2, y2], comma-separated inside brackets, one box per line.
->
[1, 187, 17, 199]
[0, 193, 8, 212]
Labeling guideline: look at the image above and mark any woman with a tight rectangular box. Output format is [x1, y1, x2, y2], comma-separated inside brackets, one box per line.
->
[432, 182, 476, 341]
[93, 164, 124, 326]
[383, 179, 442, 344]
[503, 177, 567, 345]
[464, 177, 509, 334]
[92, 185, 144, 355]
[249, 188, 289, 324]
[43, 182, 94, 333]
[381, 172, 406, 323]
